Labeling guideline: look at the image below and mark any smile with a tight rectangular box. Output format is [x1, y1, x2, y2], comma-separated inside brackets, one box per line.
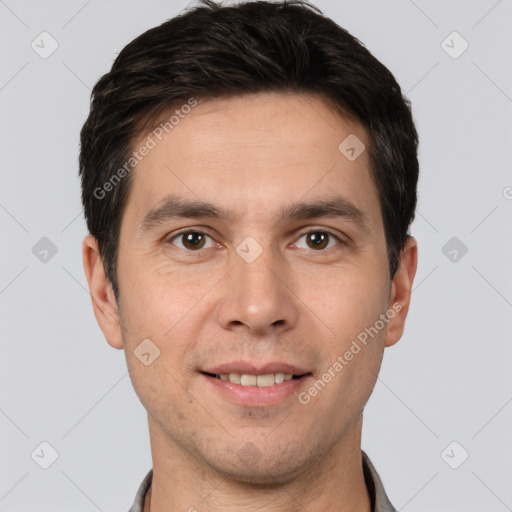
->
[202, 372, 304, 387]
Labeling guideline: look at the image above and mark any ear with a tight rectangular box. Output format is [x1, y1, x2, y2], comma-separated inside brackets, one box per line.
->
[82, 234, 124, 349]
[384, 236, 418, 348]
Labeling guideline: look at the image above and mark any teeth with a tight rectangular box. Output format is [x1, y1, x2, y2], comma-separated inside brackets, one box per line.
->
[256, 374, 274, 387]
[217, 372, 299, 387]
[241, 374, 257, 386]
[228, 373, 241, 384]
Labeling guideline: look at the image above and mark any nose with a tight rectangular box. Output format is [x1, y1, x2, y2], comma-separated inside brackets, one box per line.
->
[216, 244, 299, 337]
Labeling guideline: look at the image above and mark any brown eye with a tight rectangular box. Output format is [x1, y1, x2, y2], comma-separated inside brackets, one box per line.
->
[171, 231, 215, 251]
[183, 232, 205, 250]
[306, 232, 329, 250]
[295, 230, 341, 251]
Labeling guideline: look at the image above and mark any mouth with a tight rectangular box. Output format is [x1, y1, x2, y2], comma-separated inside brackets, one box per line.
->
[201, 371, 309, 387]
[199, 362, 312, 406]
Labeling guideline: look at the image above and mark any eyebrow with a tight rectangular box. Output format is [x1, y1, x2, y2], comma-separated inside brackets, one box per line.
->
[139, 193, 371, 234]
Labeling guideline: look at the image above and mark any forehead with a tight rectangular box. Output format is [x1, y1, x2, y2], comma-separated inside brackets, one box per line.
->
[123, 92, 381, 232]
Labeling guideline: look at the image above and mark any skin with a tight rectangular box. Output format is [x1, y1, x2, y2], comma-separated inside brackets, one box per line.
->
[83, 92, 417, 512]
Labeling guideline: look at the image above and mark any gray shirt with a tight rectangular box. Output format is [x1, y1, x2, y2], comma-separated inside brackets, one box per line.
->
[128, 450, 397, 512]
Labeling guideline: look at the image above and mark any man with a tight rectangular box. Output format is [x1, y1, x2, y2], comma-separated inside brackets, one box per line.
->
[80, 1, 418, 510]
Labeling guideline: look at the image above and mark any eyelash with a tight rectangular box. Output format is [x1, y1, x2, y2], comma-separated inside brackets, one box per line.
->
[167, 228, 345, 252]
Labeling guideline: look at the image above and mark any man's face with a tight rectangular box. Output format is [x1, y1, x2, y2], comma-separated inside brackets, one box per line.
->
[87, 92, 414, 483]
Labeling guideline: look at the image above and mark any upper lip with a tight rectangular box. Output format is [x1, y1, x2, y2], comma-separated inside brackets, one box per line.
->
[202, 361, 310, 375]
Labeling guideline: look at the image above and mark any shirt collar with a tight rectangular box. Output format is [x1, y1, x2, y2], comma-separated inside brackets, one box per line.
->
[128, 451, 396, 512]
[361, 450, 397, 512]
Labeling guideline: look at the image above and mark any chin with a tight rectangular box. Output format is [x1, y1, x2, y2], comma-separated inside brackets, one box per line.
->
[205, 443, 312, 486]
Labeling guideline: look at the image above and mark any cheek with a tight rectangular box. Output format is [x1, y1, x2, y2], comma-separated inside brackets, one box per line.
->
[302, 269, 389, 409]
[305, 269, 389, 347]
[117, 263, 213, 397]
[124, 352, 204, 439]
[119, 255, 211, 335]
[295, 335, 383, 445]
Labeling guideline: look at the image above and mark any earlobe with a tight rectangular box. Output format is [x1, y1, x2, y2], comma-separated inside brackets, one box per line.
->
[384, 236, 418, 348]
[82, 234, 124, 349]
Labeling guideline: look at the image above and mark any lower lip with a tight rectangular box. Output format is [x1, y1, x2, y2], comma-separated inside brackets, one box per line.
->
[202, 373, 311, 407]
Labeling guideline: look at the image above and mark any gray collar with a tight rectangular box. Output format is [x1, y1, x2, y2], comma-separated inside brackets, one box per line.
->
[361, 450, 397, 512]
[129, 451, 396, 512]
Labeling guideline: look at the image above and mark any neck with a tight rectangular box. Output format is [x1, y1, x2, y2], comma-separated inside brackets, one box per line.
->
[144, 414, 371, 512]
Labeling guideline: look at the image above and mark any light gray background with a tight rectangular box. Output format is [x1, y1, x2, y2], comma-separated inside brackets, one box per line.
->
[1, 0, 511, 511]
